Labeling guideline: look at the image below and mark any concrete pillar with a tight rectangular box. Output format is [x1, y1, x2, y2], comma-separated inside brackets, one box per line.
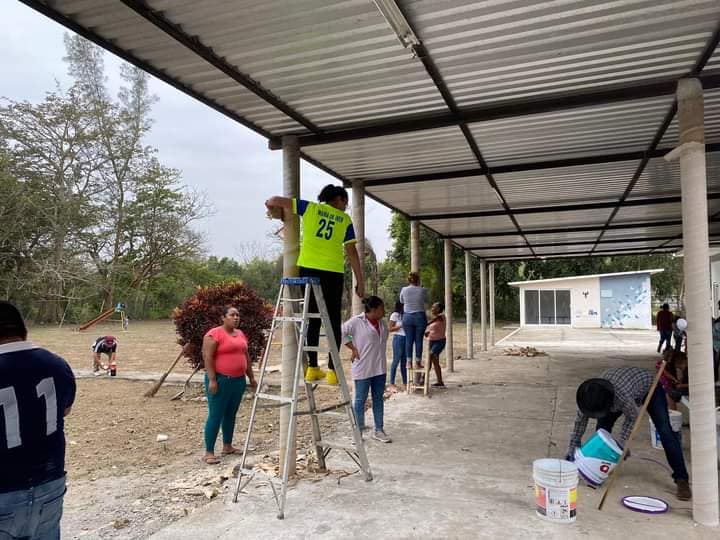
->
[666, 78, 719, 527]
[480, 260, 487, 351]
[444, 239, 454, 372]
[280, 136, 300, 477]
[489, 262, 496, 347]
[351, 180, 365, 315]
[465, 252, 474, 359]
[410, 220, 420, 273]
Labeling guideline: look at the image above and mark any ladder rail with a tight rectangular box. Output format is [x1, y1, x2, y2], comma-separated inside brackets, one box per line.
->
[233, 281, 285, 503]
[233, 277, 373, 518]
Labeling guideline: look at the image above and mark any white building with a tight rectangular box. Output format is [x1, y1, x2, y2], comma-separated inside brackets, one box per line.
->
[510, 269, 664, 329]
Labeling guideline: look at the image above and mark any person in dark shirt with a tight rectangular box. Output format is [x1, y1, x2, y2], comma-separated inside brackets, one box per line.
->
[92, 335, 117, 374]
[0, 301, 76, 539]
[656, 303, 674, 353]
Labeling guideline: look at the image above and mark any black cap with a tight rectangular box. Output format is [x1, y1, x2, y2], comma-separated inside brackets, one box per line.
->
[0, 301, 28, 340]
[576, 378, 615, 418]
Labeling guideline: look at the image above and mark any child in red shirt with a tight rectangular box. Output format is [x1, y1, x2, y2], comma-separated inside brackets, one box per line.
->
[424, 302, 446, 388]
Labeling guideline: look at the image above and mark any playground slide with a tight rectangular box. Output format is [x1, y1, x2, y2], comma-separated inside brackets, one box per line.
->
[79, 308, 115, 331]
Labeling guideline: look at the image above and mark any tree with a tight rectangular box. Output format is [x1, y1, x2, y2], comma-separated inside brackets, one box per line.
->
[173, 282, 273, 369]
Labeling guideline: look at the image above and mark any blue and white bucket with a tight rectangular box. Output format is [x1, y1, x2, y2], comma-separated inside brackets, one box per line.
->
[574, 429, 622, 486]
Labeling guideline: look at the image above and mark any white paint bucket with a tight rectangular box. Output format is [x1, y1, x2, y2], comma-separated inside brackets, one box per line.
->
[574, 429, 622, 486]
[649, 410, 683, 450]
[533, 459, 578, 523]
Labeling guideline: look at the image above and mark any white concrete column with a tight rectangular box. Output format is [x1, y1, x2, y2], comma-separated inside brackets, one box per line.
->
[666, 78, 719, 527]
[489, 262, 496, 347]
[351, 180, 365, 315]
[280, 136, 300, 477]
[444, 239, 454, 372]
[465, 252, 474, 359]
[480, 260, 487, 351]
[410, 220, 420, 273]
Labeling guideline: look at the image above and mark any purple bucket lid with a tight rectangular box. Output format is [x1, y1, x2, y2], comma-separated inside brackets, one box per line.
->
[621, 496, 669, 514]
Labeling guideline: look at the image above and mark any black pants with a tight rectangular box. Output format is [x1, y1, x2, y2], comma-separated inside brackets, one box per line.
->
[299, 267, 344, 369]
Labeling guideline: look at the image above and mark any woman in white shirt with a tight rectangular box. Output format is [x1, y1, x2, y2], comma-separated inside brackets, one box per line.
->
[388, 301, 406, 390]
[400, 272, 428, 370]
[342, 296, 391, 443]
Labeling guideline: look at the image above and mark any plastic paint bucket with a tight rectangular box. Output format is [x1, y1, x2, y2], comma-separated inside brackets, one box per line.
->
[574, 429, 622, 486]
[649, 410, 683, 450]
[533, 459, 578, 523]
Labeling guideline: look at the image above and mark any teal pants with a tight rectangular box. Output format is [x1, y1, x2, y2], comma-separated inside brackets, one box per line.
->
[204, 373, 247, 452]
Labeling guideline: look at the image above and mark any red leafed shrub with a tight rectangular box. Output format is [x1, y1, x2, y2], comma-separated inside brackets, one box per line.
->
[173, 281, 273, 369]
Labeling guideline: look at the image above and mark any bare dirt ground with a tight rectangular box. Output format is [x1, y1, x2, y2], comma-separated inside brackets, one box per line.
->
[26, 319, 515, 539]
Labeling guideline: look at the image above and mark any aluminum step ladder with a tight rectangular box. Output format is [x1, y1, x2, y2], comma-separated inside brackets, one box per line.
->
[232, 277, 372, 519]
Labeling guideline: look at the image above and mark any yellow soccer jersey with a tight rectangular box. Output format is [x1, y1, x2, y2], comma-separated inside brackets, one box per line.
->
[292, 199, 356, 273]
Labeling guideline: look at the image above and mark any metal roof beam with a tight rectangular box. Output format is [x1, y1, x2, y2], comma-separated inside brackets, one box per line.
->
[275, 73, 720, 148]
[590, 20, 720, 253]
[389, 2, 535, 257]
[364, 143, 720, 187]
[417, 193, 720, 221]
[118, 0, 322, 135]
[470, 234, 720, 252]
[446, 217, 720, 239]
[485, 246, 679, 262]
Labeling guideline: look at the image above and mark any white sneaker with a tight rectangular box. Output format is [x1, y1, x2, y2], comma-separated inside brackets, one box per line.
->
[373, 430, 392, 443]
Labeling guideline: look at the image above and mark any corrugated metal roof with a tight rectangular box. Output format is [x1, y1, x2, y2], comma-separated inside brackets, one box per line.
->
[23, 0, 720, 261]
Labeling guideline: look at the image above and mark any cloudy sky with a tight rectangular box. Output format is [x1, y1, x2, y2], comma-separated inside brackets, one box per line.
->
[1, 2, 393, 261]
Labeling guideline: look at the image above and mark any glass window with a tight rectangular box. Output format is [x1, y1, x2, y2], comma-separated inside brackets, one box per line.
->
[525, 290, 539, 324]
[540, 290, 555, 324]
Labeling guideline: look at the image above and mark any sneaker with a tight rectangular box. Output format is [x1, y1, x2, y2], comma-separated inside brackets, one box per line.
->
[676, 479, 692, 501]
[305, 366, 326, 382]
[325, 369, 338, 385]
[431, 382, 446, 388]
[373, 430, 392, 443]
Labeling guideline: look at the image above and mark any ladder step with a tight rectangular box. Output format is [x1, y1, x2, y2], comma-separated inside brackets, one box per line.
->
[302, 346, 329, 353]
[255, 392, 294, 403]
[316, 439, 361, 452]
[280, 297, 305, 302]
[275, 316, 304, 323]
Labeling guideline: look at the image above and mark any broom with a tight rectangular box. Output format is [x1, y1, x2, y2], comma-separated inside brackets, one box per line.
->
[597, 360, 667, 510]
[144, 347, 186, 398]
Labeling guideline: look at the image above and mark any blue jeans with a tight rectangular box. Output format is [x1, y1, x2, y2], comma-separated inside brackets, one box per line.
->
[596, 387, 688, 481]
[389, 334, 407, 384]
[0, 476, 65, 540]
[204, 373, 247, 452]
[354, 374, 386, 432]
[403, 311, 427, 363]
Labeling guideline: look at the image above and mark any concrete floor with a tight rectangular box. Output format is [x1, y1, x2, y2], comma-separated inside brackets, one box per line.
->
[151, 327, 719, 539]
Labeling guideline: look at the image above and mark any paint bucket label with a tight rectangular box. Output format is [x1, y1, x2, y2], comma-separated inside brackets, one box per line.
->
[650, 411, 682, 450]
[535, 484, 577, 521]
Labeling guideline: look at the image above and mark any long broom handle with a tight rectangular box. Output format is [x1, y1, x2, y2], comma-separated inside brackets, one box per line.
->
[144, 347, 185, 398]
[598, 360, 667, 510]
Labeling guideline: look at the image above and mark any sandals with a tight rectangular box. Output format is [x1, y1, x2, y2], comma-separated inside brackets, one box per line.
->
[221, 447, 240, 456]
[203, 455, 221, 465]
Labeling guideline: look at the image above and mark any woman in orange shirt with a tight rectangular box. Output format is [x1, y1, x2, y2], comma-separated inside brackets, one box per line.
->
[202, 306, 257, 464]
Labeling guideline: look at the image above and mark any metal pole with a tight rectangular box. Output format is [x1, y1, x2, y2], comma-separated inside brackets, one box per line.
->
[465, 251, 474, 359]
[489, 262, 496, 347]
[666, 78, 719, 526]
[410, 220, 420, 273]
[444, 239, 454, 372]
[351, 180, 365, 315]
[280, 135, 300, 478]
[480, 260, 487, 351]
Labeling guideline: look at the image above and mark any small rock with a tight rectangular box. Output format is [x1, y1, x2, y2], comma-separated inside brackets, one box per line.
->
[156, 434, 169, 442]
[112, 518, 130, 530]
[202, 487, 219, 500]
[69, 440, 78, 446]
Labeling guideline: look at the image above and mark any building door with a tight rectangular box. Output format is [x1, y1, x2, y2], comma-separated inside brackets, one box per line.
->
[523, 289, 571, 325]
[525, 290, 539, 324]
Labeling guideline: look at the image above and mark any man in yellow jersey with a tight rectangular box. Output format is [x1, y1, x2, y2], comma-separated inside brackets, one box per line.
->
[265, 184, 364, 384]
